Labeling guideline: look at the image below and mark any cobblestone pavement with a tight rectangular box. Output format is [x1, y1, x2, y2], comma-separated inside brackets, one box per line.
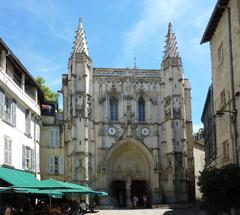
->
[88, 208, 207, 215]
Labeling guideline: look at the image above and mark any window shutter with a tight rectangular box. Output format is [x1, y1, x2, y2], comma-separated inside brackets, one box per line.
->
[50, 129, 54, 146]
[4, 137, 8, 164]
[31, 149, 35, 172]
[9, 139, 12, 165]
[49, 156, 54, 174]
[55, 129, 59, 147]
[0, 90, 4, 117]
[22, 145, 26, 169]
[11, 100, 16, 127]
[59, 156, 64, 174]
[36, 150, 40, 172]
[25, 110, 31, 135]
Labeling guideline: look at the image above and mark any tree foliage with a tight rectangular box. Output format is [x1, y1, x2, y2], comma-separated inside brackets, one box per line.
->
[35, 76, 59, 102]
[198, 164, 240, 213]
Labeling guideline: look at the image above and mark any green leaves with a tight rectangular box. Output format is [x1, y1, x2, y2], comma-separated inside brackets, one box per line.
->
[35, 76, 59, 102]
[198, 164, 240, 213]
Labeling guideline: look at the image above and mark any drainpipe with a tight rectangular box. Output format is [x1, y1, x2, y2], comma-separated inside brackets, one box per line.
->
[218, 4, 239, 166]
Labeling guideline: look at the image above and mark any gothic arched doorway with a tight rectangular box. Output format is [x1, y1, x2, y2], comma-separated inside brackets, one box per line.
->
[106, 139, 154, 208]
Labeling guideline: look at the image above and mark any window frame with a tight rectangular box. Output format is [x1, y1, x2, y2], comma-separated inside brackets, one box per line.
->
[50, 128, 60, 147]
[4, 136, 12, 166]
[138, 97, 145, 122]
[109, 96, 119, 121]
[25, 109, 31, 136]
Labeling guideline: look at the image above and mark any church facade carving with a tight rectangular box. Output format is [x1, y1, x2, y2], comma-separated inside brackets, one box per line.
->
[62, 21, 195, 207]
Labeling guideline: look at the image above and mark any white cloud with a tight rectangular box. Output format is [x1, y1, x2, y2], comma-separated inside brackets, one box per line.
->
[193, 123, 203, 133]
[122, 0, 190, 58]
[16, 0, 72, 42]
[193, 8, 213, 30]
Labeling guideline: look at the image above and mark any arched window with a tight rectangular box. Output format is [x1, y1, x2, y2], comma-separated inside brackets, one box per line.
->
[138, 97, 145, 121]
[110, 96, 118, 121]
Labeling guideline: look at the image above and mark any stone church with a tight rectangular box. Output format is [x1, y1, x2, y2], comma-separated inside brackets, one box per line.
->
[62, 20, 194, 207]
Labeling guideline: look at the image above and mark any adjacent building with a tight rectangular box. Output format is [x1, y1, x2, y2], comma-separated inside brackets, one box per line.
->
[0, 38, 43, 178]
[201, 86, 216, 167]
[40, 101, 65, 181]
[201, 0, 240, 168]
[193, 129, 205, 201]
[62, 21, 195, 207]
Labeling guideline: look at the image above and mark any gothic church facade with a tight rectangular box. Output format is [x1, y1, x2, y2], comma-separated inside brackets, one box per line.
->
[62, 21, 194, 207]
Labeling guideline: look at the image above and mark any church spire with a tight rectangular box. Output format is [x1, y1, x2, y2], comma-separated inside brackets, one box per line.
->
[73, 18, 89, 56]
[163, 23, 179, 59]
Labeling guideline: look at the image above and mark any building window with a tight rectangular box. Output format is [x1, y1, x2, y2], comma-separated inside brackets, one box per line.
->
[4, 136, 12, 166]
[109, 96, 118, 121]
[0, 90, 16, 126]
[218, 42, 223, 64]
[25, 109, 31, 136]
[220, 89, 226, 107]
[223, 140, 229, 160]
[22, 145, 35, 171]
[138, 97, 145, 121]
[49, 156, 64, 175]
[25, 147, 31, 170]
[3, 97, 11, 123]
[50, 128, 59, 147]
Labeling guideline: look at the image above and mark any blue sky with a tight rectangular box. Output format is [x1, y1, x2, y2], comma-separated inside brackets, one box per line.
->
[0, 0, 216, 132]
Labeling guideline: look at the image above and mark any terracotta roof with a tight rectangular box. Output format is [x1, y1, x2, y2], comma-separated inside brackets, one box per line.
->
[200, 0, 230, 44]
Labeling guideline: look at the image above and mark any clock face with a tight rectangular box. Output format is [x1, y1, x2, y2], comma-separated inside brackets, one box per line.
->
[141, 128, 149, 136]
[108, 127, 116, 136]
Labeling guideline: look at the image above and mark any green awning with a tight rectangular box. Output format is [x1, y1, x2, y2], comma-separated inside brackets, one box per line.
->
[19, 178, 91, 191]
[0, 167, 39, 187]
[92, 191, 108, 196]
[54, 189, 94, 194]
[0, 187, 62, 198]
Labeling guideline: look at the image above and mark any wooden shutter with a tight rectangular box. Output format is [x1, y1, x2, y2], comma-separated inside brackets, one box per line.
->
[25, 110, 31, 135]
[59, 156, 64, 174]
[50, 129, 54, 146]
[55, 129, 59, 147]
[49, 156, 54, 174]
[31, 149, 35, 172]
[4, 137, 8, 164]
[11, 100, 16, 127]
[9, 139, 12, 165]
[22, 145, 26, 169]
[0, 89, 4, 117]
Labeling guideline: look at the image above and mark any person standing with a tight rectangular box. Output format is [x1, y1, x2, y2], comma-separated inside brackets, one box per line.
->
[4, 205, 13, 215]
[132, 196, 138, 208]
[142, 195, 147, 208]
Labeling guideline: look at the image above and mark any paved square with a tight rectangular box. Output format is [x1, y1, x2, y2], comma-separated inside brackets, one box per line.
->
[88, 208, 207, 215]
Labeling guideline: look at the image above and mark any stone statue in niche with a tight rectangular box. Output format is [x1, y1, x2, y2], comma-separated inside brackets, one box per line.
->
[150, 97, 157, 105]
[164, 109, 171, 120]
[86, 94, 92, 119]
[173, 107, 181, 118]
[164, 96, 171, 107]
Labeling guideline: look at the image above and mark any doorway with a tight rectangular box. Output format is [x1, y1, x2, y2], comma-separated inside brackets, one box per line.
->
[111, 180, 126, 207]
[131, 180, 148, 207]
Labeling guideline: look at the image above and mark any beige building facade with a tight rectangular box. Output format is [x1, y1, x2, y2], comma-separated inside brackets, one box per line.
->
[40, 101, 65, 181]
[201, 0, 240, 168]
[193, 129, 205, 201]
[62, 21, 194, 207]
